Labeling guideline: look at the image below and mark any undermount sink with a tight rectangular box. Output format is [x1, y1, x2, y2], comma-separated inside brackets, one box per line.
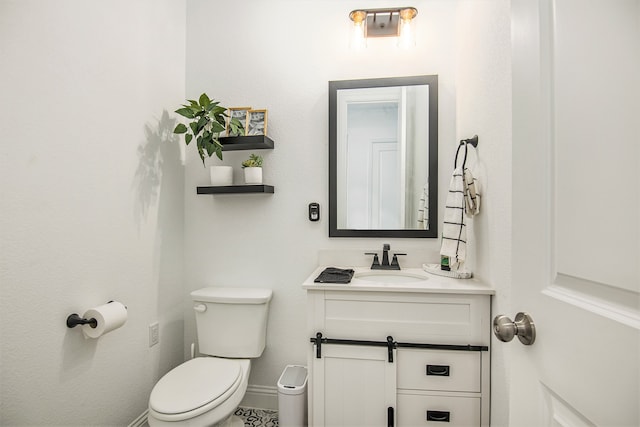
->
[354, 270, 429, 284]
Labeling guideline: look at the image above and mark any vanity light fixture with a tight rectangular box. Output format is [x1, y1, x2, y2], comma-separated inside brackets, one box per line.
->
[349, 7, 418, 48]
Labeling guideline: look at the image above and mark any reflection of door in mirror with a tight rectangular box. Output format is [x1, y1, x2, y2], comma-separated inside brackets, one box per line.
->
[337, 86, 428, 230]
[371, 139, 401, 229]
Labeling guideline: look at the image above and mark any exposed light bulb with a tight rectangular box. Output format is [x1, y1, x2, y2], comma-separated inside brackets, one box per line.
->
[349, 10, 367, 50]
[398, 8, 417, 49]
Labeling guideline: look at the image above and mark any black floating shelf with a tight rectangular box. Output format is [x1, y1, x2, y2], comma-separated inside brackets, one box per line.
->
[197, 185, 274, 195]
[219, 135, 274, 151]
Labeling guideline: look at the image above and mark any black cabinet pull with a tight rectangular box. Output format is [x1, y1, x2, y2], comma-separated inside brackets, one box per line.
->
[426, 410, 450, 422]
[387, 336, 395, 363]
[315, 332, 322, 358]
[426, 364, 450, 376]
[387, 407, 394, 427]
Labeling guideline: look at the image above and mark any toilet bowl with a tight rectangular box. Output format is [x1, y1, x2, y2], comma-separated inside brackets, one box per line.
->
[148, 357, 250, 427]
[147, 287, 272, 427]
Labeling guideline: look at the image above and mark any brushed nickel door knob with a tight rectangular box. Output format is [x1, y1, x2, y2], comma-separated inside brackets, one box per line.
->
[493, 312, 536, 345]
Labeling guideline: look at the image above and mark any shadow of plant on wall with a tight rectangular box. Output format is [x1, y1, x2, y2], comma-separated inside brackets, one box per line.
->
[133, 109, 186, 375]
[133, 110, 182, 228]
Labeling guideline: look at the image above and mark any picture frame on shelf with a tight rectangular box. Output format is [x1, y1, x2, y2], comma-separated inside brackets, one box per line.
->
[227, 107, 251, 136]
[246, 109, 268, 136]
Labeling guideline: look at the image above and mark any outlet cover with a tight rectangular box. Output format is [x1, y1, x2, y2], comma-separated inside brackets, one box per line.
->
[149, 322, 159, 347]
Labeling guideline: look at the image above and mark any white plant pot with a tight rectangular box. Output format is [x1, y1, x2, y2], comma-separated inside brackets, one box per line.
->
[244, 167, 263, 184]
[210, 166, 233, 186]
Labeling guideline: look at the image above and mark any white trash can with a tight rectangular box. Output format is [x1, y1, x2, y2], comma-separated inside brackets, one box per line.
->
[277, 365, 308, 427]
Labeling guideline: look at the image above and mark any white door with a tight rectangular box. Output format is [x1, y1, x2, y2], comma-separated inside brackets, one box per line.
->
[509, 1, 639, 426]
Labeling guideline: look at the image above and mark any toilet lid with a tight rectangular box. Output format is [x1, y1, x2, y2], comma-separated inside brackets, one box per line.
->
[150, 358, 242, 415]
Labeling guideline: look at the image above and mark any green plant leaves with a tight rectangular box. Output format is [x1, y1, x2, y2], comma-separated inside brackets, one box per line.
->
[241, 153, 263, 168]
[214, 147, 223, 161]
[173, 92, 233, 165]
[211, 105, 226, 116]
[197, 141, 205, 164]
[175, 107, 195, 119]
[211, 121, 225, 133]
[198, 93, 211, 107]
[196, 116, 208, 132]
[173, 123, 187, 134]
[189, 122, 199, 134]
[228, 117, 244, 137]
[205, 102, 220, 113]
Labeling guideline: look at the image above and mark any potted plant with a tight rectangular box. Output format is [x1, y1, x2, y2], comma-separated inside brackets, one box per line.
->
[172, 93, 244, 165]
[242, 153, 263, 184]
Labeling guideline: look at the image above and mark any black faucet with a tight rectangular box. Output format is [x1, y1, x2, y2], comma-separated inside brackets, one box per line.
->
[366, 244, 406, 270]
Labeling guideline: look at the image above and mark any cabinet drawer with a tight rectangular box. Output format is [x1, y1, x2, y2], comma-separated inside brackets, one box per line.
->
[397, 349, 481, 392]
[322, 292, 490, 344]
[397, 393, 481, 427]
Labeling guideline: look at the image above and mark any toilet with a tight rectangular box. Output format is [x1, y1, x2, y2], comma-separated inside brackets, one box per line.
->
[147, 287, 273, 427]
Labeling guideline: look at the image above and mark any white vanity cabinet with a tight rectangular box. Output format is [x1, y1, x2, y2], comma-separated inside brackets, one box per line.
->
[303, 268, 494, 427]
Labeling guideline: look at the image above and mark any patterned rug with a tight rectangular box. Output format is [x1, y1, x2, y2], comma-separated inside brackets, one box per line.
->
[234, 407, 279, 427]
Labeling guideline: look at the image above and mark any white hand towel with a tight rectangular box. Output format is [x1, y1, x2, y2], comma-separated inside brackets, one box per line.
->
[440, 167, 467, 264]
[440, 166, 481, 266]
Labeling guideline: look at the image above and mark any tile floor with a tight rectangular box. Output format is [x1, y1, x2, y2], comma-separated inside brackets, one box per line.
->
[234, 407, 279, 427]
[142, 407, 278, 427]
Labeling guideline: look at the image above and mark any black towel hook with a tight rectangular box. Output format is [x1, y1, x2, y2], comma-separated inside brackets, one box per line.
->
[455, 135, 479, 169]
[461, 135, 479, 147]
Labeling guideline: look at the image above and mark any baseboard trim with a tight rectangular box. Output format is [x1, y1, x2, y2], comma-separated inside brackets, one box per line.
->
[128, 409, 148, 427]
[241, 384, 279, 411]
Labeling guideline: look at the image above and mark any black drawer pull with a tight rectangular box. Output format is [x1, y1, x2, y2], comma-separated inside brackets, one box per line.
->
[426, 410, 450, 422]
[426, 364, 450, 376]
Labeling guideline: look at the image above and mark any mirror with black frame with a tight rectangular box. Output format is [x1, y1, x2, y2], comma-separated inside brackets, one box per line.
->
[329, 75, 438, 238]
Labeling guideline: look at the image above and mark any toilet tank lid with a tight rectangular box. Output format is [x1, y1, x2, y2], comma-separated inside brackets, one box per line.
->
[191, 287, 273, 304]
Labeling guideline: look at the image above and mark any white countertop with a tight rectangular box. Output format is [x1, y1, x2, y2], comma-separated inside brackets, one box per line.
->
[302, 266, 495, 295]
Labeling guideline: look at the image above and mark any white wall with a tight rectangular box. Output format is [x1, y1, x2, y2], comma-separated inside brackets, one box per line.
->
[0, 1, 186, 425]
[455, 2, 512, 426]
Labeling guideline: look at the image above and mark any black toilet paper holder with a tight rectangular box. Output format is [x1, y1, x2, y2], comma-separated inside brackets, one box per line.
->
[66, 313, 97, 329]
[66, 301, 127, 329]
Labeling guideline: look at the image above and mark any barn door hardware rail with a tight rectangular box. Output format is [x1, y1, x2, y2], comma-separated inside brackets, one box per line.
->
[310, 332, 488, 360]
[312, 332, 396, 362]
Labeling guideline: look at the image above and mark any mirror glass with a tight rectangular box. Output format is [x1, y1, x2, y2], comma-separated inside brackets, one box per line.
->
[329, 75, 438, 237]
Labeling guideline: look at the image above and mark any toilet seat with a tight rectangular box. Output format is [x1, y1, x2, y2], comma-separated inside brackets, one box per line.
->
[149, 357, 243, 421]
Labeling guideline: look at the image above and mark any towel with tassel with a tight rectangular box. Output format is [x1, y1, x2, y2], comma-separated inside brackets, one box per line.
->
[440, 166, 481, 268]
[463, 168, 480, 216]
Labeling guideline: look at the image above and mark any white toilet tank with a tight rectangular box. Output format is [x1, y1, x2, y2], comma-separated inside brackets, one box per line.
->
[190, 287, 272, 358]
